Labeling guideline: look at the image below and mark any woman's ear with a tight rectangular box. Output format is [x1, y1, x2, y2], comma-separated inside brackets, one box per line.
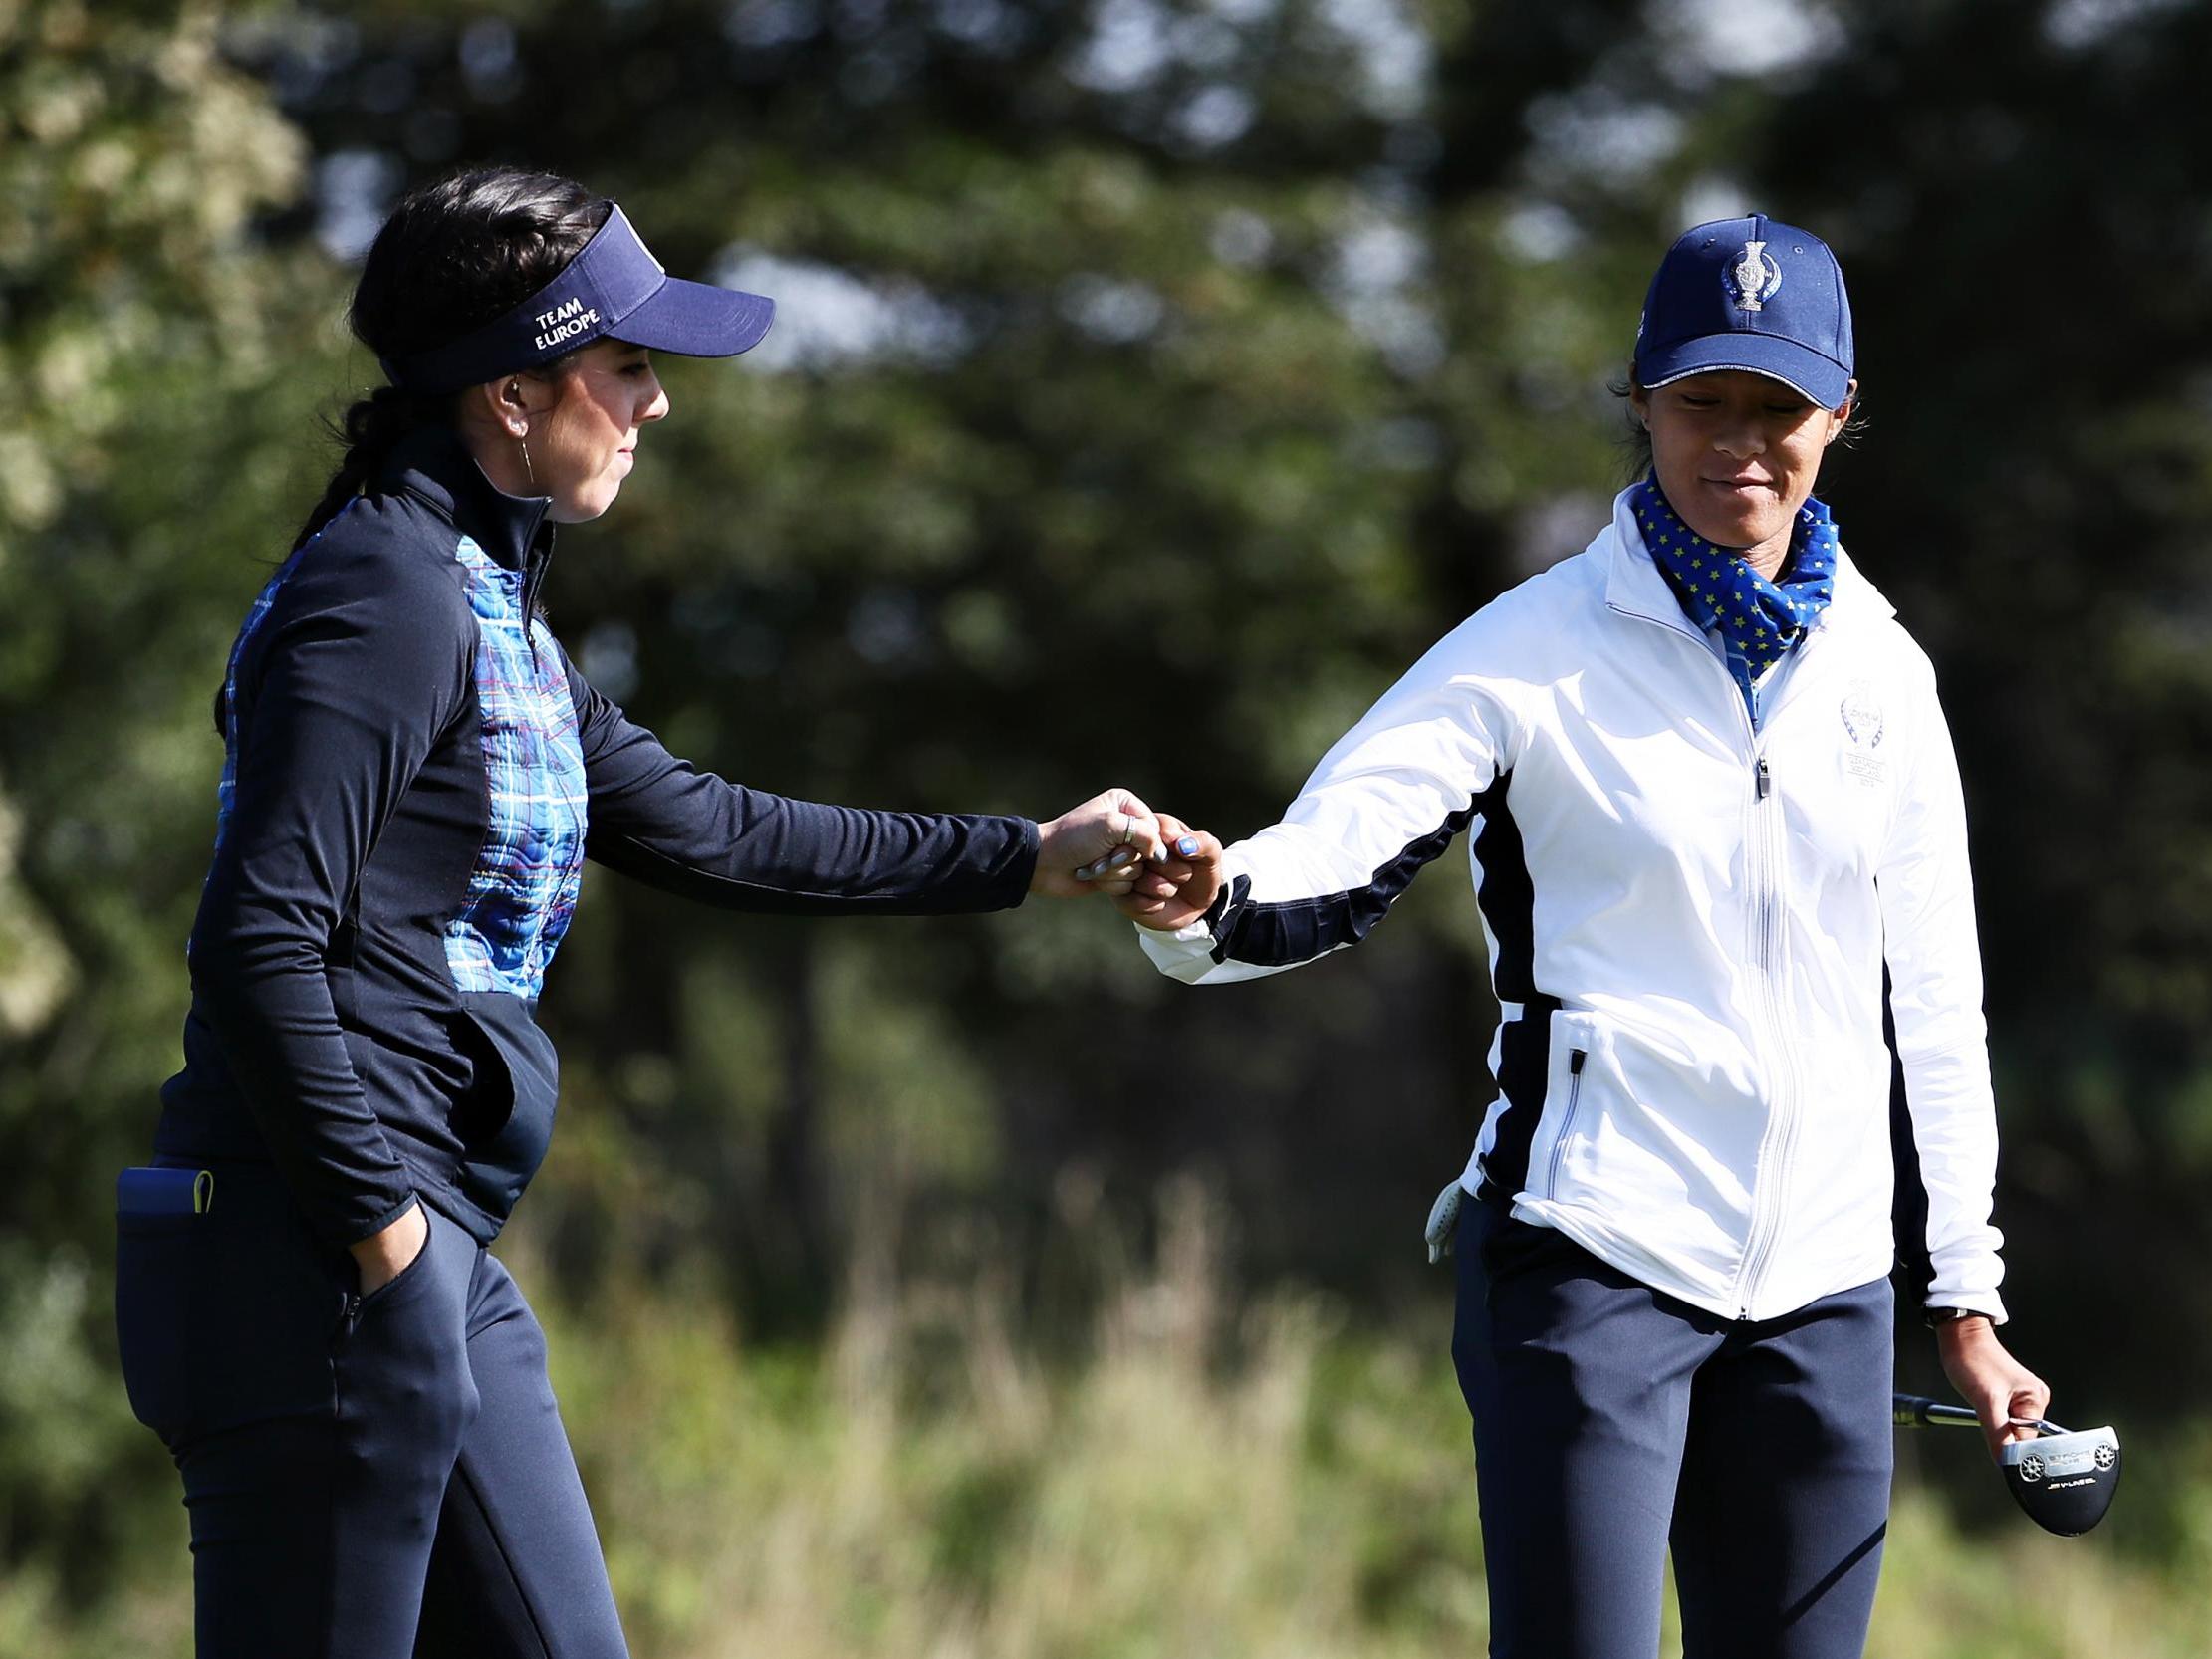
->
[466, 371, 550, 435]
[1826, 377, 1859, 443]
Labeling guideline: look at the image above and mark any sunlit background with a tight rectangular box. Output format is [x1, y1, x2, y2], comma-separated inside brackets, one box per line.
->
[7, 1, 2212, 1652]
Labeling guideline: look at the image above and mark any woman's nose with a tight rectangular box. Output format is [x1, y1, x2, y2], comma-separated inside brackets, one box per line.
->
[1713, 423, 1763, 459]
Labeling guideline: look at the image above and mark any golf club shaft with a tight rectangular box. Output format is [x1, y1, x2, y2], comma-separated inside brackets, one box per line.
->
[1891, 1393, 2072, 1436]
[1892, 1392, 1986, 1429]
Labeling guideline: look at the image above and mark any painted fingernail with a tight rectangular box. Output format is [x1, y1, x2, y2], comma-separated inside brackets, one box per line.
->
[1106, 848, 1134, 868]
[1177, 835, 1199, 857]
[1076, 865, 1096, 880]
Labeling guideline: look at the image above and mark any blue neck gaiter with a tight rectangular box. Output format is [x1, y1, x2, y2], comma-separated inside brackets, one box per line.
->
[1629, 475, 1839, 722]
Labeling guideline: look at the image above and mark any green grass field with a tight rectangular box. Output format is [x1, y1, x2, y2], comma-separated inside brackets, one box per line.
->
[17, 1186, 2209, 1659]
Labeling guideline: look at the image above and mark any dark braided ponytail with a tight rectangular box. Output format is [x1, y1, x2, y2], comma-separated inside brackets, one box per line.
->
[293, 167, 613, 548]
[292, 385, 446, 548]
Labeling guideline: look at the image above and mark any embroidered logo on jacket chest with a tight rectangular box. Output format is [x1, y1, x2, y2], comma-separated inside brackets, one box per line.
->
[1840, 680, 1888, 787]
[444, 538, 589, 999]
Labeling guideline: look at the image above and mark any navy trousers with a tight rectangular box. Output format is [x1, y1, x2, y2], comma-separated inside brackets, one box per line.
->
[1451, 1198, 1892, 1659]
[115, 1164, 627, 1658]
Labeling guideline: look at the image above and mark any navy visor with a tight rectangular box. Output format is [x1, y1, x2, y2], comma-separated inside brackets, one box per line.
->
[380, 206, 775, 393]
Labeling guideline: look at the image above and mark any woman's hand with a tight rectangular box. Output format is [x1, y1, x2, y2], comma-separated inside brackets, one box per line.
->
[1031, 789, 1167, 897]
[1936, 1315, 2052, 1463]
[1114, 814, 1226, 930]
[348, 1198, 428, 1296]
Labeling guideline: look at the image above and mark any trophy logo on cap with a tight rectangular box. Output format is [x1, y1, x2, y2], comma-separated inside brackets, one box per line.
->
[1727, 240, 1784, 313]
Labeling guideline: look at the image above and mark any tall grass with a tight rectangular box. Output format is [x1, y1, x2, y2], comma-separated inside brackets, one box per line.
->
[545, 1180, 1485, 1658]
[14, 1181, 2211, 1656]
[535, 1182, 2212, 1659]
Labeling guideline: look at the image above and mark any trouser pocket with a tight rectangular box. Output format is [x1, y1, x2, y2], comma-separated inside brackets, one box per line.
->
[331, 1205, 482, 1505]
[1479, 1211, 1590, 1294]
[113, 1163, 353, 1449]
[115, 1209, 198, 1443]
[346, 1211, 436, 1323]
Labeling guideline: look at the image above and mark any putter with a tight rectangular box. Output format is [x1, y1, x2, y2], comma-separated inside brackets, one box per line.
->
[1893, 1393, 2121, 1537]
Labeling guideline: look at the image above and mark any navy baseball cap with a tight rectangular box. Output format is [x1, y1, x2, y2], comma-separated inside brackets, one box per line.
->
[381, 205, 775, 393]
[1632, 214, 1853, 409]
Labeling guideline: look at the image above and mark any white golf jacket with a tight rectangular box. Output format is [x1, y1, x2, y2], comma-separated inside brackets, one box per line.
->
[1140, 488, 2007, 1324]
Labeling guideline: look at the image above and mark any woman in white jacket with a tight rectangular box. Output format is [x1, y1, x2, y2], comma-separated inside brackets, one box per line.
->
[1110, 216, 2047, 1658]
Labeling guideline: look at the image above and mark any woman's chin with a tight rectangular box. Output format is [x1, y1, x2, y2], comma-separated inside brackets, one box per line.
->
[550, 483, 620, 525]
[1683, 505, 1781, 554]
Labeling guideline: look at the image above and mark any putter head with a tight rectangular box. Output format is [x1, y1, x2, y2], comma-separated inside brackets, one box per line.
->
[2000, 1426, 2120, 1537]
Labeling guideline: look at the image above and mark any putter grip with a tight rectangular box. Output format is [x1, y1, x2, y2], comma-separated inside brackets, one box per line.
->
[1892, 1392, 1981, 1428]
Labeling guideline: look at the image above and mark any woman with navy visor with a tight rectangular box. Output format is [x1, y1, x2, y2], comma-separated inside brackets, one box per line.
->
[116, 167, 1201, 1658]
[1115, 217, 2050, 1656]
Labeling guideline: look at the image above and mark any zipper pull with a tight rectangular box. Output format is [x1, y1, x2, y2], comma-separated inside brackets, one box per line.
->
[1570, 1049, 1587, 1075]
[1756, 756, 1773, 801]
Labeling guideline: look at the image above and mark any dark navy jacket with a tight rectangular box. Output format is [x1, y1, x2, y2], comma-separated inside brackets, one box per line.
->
[157, 427, 1039, 1249]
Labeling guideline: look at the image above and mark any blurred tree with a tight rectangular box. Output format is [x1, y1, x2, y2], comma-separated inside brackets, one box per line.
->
[19, 0, 2212, 1631]
[223, 0, 1595, 1330]
[0, 0, 342, 1609]
[1738, 0, 2212, 1429]
[212, 0, 2212, 1383]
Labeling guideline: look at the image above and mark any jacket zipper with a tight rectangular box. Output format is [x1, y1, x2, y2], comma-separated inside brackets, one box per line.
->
[1733, 751, 1800, 1319]
[1607, 594, 1807, 1321]
[1546, 1048, 1588, 1198]
[521, 543, 550, 623]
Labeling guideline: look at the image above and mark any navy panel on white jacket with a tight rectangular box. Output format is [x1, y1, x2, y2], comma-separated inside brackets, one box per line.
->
[1139, 487, 2006, 1325]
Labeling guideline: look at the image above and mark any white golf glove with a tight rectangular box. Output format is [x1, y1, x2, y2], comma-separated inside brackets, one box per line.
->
[1423, 1178, 1465, 1265]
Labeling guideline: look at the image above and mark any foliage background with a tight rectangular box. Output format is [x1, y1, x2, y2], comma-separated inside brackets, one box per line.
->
[8, 0, 2212, 1651]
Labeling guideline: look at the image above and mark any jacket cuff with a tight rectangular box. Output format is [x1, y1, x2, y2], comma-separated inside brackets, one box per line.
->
[335, 1186, 421, 1252]
[1922, 1288, 2007, 1325]
[1006, 816, 1042, 904]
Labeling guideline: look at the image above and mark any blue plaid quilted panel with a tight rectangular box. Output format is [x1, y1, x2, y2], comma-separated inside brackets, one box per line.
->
[441, 536, 589, 1000]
